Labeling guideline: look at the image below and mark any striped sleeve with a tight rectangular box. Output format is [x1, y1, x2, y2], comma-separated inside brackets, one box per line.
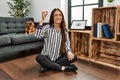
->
[34, 24, 50, 38]
[65, 31, 72, 53]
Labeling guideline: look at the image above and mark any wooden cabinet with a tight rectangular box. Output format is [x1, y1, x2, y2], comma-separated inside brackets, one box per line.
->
[116, 6, 120, 40]
[91, 6, 120, 69]
[69, 30, 91, 61]
[69, 6, 120, 69]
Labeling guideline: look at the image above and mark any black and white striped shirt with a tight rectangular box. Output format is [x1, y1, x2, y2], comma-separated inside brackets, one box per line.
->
[34, 24, 71, 61]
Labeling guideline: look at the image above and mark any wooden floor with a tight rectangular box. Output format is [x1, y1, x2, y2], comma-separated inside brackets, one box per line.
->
[0, 53, 120, 80]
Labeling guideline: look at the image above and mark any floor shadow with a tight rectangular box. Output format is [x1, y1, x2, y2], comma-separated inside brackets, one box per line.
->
[0, 68, 13, 80]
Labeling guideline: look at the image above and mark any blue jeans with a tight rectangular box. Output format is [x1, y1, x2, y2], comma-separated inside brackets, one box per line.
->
[36, 54, 77, 71]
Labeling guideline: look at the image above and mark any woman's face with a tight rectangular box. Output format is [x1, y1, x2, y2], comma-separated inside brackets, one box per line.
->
[53, 10, 62, 24]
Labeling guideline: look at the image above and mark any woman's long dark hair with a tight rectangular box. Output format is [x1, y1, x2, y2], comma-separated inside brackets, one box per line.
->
[49, 8, 66, 54]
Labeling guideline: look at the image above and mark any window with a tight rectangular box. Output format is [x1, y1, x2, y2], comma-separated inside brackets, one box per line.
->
[68, 0, 103, 28]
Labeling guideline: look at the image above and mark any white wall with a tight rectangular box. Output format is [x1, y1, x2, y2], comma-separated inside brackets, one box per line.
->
[0, 0, 68, 26]
[1, 0, 120, 27]
[0, 0, 61, 22]
[29, 0, 61, 22]
[0, 0, 11, 17]
[60, 0, 68, 28]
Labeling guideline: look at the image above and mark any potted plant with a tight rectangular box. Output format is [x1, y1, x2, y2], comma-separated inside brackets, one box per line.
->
[107, 0, 114, 3]
[7, 0, 31, 17]
[107, 0, 114, 6]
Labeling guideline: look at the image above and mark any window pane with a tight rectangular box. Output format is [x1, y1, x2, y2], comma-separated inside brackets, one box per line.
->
[71, 7, 83, 21]
[84, 0, 98, 4]
[84, 5, 98, 26]
[71, 0, 83, 6]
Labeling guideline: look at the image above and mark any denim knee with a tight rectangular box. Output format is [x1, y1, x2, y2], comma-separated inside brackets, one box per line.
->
[36, 54, 44, 63]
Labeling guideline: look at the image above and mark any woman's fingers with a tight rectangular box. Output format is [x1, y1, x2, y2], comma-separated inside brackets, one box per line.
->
[41, 11, 48, 20]
[68, 53, 74, 61]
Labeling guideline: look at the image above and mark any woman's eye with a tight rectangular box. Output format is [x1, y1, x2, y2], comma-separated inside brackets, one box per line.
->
[54, 14, 62, 17]
[59, 14, 62, 17]
[54, 14, 58, 17]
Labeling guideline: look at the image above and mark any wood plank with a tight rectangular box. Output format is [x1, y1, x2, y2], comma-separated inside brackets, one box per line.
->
[70, 32, 75, 53]
[0, 68, 12, 80]
[74, 33, 78, 52]
[0, 54, 120, 80]
[100, 53, 120, 61]
[91, 58, 120, 69]
[68, 30, 91, 34]
[92, 38, 118, 42]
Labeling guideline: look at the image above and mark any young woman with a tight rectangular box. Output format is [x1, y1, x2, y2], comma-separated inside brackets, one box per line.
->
[34, 8, 78, 73]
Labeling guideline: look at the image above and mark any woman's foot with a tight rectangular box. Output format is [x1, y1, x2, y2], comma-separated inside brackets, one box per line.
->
[64, 64, 78, 71]
[40, 67, 48, 73]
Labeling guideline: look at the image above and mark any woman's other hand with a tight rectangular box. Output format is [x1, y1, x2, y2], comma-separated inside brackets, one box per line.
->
[67, 51, 74, 61]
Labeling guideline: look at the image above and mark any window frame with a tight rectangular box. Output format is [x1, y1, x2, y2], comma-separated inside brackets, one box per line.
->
[68, 0, 103, 28]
